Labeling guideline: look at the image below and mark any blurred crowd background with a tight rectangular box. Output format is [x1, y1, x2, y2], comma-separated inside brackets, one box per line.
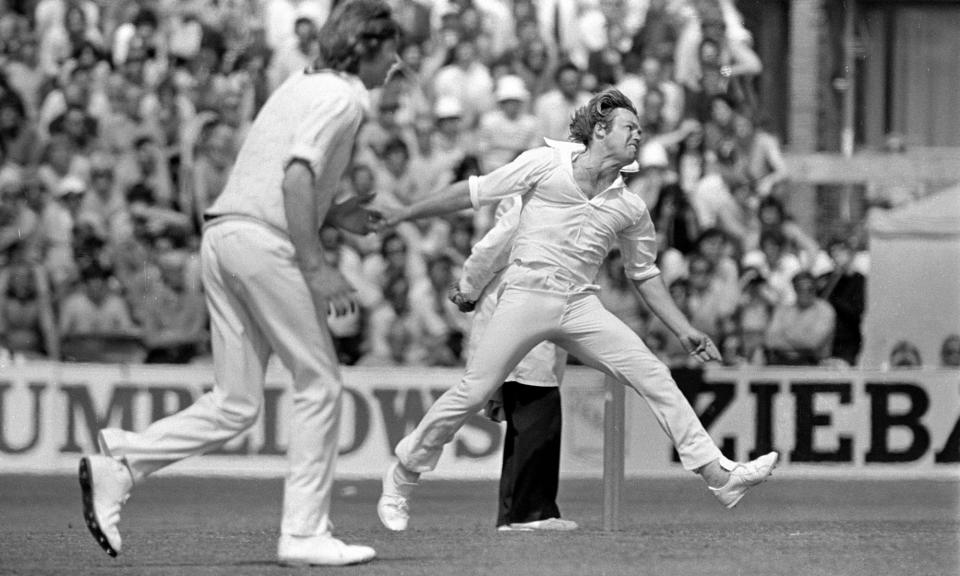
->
[0, 0, 956, 369]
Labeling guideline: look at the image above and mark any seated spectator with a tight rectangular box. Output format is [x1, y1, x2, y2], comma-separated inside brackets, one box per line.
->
[140, 250, 207, 364]
[38, 175, 87, 291]
[0, 94, 42, 167]
[733, 112, 788, 198]
[115, 134, 175, 208]
[36, 133, 90, 196]
[686, 253, 737, 345]
[355, 94, 417, 169]
[371, 137, 423, 210]
[58, 263, 144, 363]
[79, 154, 132, 243]
[816, 237, 866, 366]
[742, 228, 802, 306]
[59, 263, 138, 337]
[186, 118, 236, 229]
[268, 15, 318, 91]
[0, 257, 59, 360]
[651, 183, 700, 260]
[0, 175, 41, 257]
[533, 61, 590, 141]
[360, 271, 419, 366]
[646, 277, 695, 366]
[764, 271, 836, 366]
[889, 340, 922, 369]
[408, 254, 467, 366]
[940, 335, 960, 368]
[431, 38, 494, 129]
[430, 97, 475, 183]
[736, 267, 775, 365]
[597, 248, 646, 336]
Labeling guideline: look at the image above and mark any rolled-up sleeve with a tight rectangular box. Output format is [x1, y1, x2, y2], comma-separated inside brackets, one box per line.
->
[619, 207, 661, 282]
[469, 147, 553, 209]
[283, 91, 362, 177]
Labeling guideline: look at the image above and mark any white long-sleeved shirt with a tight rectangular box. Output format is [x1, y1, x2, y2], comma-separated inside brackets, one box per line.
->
[467, 140, 656, 294]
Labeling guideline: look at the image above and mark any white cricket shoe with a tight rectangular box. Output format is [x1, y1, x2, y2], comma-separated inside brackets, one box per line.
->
[377, 461, 414, 531]
[710, 451, 779, 508]
[78, 455, 133, 557]
[277, 534, 375, 566]
[497, 518, 579, 532]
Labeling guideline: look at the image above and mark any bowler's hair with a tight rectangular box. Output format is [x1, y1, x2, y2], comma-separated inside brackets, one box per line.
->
[568, 89, 637, 146]
[318, 0, 400, 74]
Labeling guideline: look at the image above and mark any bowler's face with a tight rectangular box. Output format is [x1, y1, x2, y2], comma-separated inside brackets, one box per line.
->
[605, 108, 643, 164]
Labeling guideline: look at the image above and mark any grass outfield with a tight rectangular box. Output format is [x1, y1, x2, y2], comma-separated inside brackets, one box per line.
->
[1, 474, 957, 576]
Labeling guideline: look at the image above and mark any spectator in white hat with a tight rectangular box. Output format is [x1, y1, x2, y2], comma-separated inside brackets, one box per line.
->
[478, 75, 538, 173]
[431, 96, 476, 183]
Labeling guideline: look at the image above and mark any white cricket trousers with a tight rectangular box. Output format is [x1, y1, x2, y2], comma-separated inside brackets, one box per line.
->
[99, 219, 342, 537]
[395, 284, 723, 473]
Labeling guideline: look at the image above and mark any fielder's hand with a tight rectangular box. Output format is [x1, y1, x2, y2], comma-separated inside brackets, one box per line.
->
[447, 282, 476, 313]
[327, 196, 384, 235]
[307, 263, 358, 318]
[681, 332, 721, 363]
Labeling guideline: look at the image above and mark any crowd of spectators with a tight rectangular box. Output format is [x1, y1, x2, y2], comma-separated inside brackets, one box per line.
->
[0, 0, 937, 370]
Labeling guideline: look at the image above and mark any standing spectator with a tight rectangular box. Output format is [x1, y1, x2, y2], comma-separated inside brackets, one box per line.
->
[816, 237, 865, 366]
[764, 271, 836, 366]
[533, 61, 590, 141]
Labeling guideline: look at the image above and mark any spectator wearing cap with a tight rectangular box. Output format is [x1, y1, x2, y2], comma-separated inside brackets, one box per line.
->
[764, 271, 835, 366]
[38, 174, 87, 290]
[477, 75, 538, 173]
[533, 62, 590, 141]
[430, 96, 475, 183]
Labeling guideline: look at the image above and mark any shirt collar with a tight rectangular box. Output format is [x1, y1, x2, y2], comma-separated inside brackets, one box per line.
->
[304, 66, 372, 117]
[543, 138, 640, 173]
